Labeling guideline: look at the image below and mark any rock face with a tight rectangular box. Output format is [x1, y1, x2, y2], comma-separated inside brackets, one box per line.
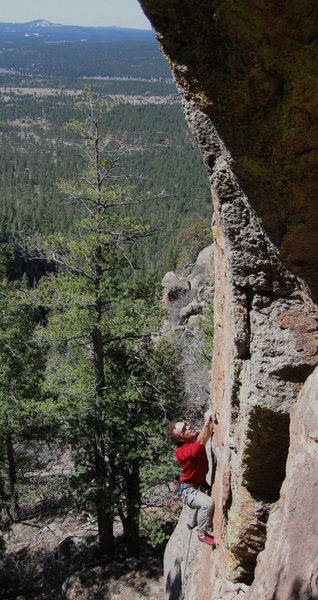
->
[138, 1, 318, 598]
[161, 244, 214, 313]
[140, 0, 318, 303]
[246, 367, 318, 600]
[161, 245, 214, 413]
[161, 271, 191, 311]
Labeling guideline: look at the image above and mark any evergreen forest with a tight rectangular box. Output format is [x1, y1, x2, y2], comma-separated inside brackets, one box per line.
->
[0, 25, 213, 598]
[0, 84, 211, 274]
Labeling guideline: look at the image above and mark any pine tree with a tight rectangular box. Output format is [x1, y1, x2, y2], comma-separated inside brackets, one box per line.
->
[31, 91, 182, 556]
[0, 247, 44, 523]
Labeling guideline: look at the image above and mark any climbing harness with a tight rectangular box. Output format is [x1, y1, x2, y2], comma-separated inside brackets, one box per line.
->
[176, 480, 196, 501]
[174, 477, 211, 499]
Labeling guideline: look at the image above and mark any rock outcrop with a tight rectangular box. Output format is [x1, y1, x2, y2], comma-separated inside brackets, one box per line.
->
[161, 245, 214, 414]
[140, 0, 318, 303]
[138, 1, 318, 598]
[161, 244, 214, 319]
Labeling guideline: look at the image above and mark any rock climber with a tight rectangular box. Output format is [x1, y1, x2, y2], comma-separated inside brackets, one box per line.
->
[168, 410, 215, 546]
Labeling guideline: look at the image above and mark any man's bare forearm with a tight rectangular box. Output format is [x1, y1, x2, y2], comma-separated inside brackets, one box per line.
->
[197, 410, 214, 445]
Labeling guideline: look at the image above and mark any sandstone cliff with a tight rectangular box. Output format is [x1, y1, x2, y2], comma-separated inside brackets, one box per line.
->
[138, 2, 318, 598]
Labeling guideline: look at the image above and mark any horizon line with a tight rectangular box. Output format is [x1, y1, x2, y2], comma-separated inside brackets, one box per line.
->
[0, 18, 152, 31]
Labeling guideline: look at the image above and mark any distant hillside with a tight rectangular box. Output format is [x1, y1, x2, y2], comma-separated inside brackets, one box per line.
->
[0, 19, 153, 43]
[0, 20, 171, 80]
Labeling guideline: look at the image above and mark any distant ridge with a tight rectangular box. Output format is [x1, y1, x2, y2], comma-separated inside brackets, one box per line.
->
[0, 19, 153, 43]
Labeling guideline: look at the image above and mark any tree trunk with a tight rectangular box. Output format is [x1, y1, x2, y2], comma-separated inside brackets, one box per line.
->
[94, 442, 115, 556]
[122, 460, 141, 556]
[92, 286, 115, 556]
[6, 431, 20, 522]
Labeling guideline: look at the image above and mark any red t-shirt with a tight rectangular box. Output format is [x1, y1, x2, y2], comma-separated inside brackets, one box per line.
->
[175, 440, 208, 487]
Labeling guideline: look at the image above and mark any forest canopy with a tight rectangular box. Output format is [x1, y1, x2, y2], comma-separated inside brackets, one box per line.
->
[0, 30, 213, 589]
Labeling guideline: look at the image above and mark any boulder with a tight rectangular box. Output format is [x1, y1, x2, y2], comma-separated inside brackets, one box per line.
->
[188, 244, 214, 292]
[180, 300, 207, 322]
[161, 271, 191, 308]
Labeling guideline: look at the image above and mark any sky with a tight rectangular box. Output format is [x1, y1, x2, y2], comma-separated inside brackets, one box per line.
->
[0, 0, 152, 30]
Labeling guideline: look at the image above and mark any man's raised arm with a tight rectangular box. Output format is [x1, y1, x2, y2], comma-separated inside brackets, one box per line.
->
[197, 409, 214, 445]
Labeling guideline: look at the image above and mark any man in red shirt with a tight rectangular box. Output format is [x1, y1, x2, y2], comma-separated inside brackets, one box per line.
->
[169, 410, 215, 546]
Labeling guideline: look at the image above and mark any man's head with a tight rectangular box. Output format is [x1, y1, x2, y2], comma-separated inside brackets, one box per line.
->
[168, 420, 197, 445]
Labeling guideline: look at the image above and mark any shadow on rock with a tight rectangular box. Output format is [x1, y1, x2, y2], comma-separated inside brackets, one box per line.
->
[165, 557, 182, 600]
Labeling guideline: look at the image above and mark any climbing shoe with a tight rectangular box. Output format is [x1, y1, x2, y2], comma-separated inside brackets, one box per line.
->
[198, 531, 216, 547]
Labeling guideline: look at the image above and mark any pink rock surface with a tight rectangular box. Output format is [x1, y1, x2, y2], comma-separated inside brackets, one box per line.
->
[246, 367, 318, 600]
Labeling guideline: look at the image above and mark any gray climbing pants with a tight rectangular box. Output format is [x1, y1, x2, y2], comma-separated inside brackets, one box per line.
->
[182, 487, 214, 532]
